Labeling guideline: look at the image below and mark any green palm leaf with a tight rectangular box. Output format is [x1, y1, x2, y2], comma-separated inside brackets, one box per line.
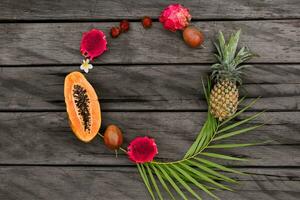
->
[137, 164, 155, 200]
[185, 112, 217, 158]
[220, 98, 260, 127]
[136, 31, 263, 199]
[145, 163, 163, 200]
[214, 124, 263, 141]
[150, 164, 176, 200]
[178, 163, 232, 192]
[195, 157, 244, 175]
[157, 165, 188, 200]
[167, 165, 202, 200]
[173, 164, 219, 200]
[207, 143, 259, 149]
[200, 152, 247, 161]
[137, 95, 262, 199]
[217, 111, 264, 134]
[186, 160, 237, 183]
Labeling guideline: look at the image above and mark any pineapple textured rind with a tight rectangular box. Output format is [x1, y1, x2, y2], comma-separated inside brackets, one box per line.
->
[210, 79, 238, 121]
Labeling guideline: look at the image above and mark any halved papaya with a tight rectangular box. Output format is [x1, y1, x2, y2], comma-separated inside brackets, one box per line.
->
[64, 71, 101, 142]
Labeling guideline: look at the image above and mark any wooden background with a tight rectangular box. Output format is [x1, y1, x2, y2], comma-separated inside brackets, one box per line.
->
[0, 0, 299, 199]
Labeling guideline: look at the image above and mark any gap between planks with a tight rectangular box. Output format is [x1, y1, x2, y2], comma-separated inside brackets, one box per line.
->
[0, 18, 300, 24]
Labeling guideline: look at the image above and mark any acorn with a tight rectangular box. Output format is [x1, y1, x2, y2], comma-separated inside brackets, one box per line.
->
[120, 20, 130, 32]
[142, 16, 152, 29]
[104, 125, 123, 150]
[183, 26, 204, 48]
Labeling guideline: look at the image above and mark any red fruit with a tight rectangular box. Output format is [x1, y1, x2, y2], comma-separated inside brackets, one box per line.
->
[142, 16, 152, 29]
[80, 29, 107, 61]
[110, 27, 121, 38]
[120, 20, 130, 32]
[127, 136, 158, 163]
[104, 125, 123, 150]
[183, 26, 204, 48]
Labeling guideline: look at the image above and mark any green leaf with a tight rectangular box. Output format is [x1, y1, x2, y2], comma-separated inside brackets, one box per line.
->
[200, 116, 216, 147]
[217, 111, 264, 134]
[186, 160, 237, 183]
[184, 120, 208, 158]
[167, 165, 202, 200]
[227, 30, 241, 62]
[142, 81, 264, 200]
[184, 130, 205, 158]
[237, 64, 253, 70]
[185, 108, 219, 159]
[195, 157, 244, 175]
[156, 165, 188, 200]
[202, 78, 209, 103]
[200, 152, 247, 161]
[208, 143, 258, 149]
[150, 164, 176, 200]
[175, 164, 222, 200]
[209, 140, 270, 149]
[145, 163, 163, 200]
[179, 162, 223, 181]
[234, 46, 255, 66]
[178, 163, 232, 192]
[220, 98, 260, 127]
[173, 164, 219, 199]
[184, 80, 216, 159]
[214, 124, 263, 141]
[214, 42, 222, 59]
[137, 164, 155, 200]
[140, 164, 151, 186]
[194, 129, 208, 153]
[217, 31, 226, 58]
[237, 96, 246, 105]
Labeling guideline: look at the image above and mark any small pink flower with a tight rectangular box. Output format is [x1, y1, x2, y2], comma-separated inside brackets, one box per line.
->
[159, 4, 191, 32]
[80, 29, 108, 61]
[127, 136, 158, 163]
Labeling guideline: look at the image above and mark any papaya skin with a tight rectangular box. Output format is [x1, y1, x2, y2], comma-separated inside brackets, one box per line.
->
[64, 71, 101, 142]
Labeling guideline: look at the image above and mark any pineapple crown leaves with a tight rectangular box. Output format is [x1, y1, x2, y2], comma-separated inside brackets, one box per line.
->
[136, 79, 264, 200]
[212, 30, 257, 85]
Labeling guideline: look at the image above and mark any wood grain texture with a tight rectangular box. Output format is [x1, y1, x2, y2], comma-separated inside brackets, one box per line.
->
[1, 0, 299, 20]
[0, 65, 299, 111]
[0, 167, 299, 200]
[0, 111, 298, 166]
[0, 0, 299, 199]
[0, 20, 299, 65]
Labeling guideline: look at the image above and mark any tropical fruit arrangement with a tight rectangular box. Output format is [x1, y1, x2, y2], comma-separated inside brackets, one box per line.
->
[63, 3, 264, 200]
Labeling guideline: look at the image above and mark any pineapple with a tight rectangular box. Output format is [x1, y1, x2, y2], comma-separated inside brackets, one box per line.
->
[209, 30, 255, 121]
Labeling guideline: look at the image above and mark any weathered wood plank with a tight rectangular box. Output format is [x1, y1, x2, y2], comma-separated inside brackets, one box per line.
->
[0, 167, 299, 200]
[0, 65, 299, 111]
[0, 112, 298, 166]
[1, 0, 299, 20]
[0, 20, 299, 65]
